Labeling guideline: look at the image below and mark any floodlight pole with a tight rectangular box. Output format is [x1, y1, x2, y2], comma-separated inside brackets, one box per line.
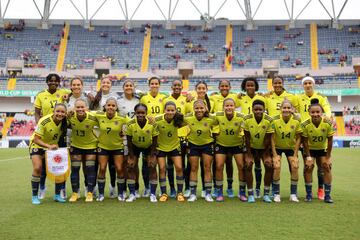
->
[41, 0, 51, 29]
[244, 0, 254, 30]
[84, 0, 90, 29]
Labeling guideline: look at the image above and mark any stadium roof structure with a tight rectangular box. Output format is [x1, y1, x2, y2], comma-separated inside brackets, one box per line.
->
[0, 0, 359, 29]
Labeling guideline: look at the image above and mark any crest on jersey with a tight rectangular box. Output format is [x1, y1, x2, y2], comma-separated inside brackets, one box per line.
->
[159, 99, 163, 103]
[85, 125, 90, 128]
[56, 94, 60, 98]
[146, 130, 150, 134]
[222, 123, 225, 125]
[204, 122, 208, 127]
[181, 101, 185, 105]
[234, 122, 239, 126]
[321, 128, 326, 133]
[114, 121, 118, 125]
[291, 125, 295, 129]
[262, 126, 266, 129]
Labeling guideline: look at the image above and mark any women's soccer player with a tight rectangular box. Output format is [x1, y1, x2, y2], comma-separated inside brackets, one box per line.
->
[210, 80, 241, 198]
[126, 103, 159, 202]
[89, 76, 118, 198]
[155, 101, 185, 202]
[243, 100, 274, 203]
[302, 99, 334, 203]
[296, 75, 332, 200]
[67, 99, 98, 203]
[185, 100, 217, 202]
[164, 80, 190, 198]
[271, 100, 302, 203]
[213, 98, 246, 202]
[139, 77, 166, 197]
[239, 77, 267, 199]
[94, 98, 127, 202]
[66, 77, 92, 111]
[29, 103, 68, 204]
[34, 73, 70, 199]
[266, 76, 298, 117]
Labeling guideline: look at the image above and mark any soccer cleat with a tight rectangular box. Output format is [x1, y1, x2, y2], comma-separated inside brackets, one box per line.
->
[109, 185, 116, 199]
[32, 196, 41, 205]
[216, 195, 224, 202]
[273, 194, 281, 203]
[226, 189, 235, 198]
[159, 193, 169, 202]
[305, 194, 313, 202]
[289, 194, 299, 203]
[54, 194, 66, 203]
[205, 194, 214, 202]
[317, 188, 325, 200]
[176, 193, 185, 202]
[92, 185, 98, 198]
[117, 194, 125, 202]
[212, 188, 219, 198]
[134, 190, 141, 199]
[263, 195, 272, 203]
[123, 191, 127, 199]
[96, 194, 105, 202]
[69, 192, 80, 202]
[187, 194, 197, 202]
[38, 187, 46, 200]
[169, 188, 177, 198]
[85, 192, 94, 202]
[142, 188, 150, 197]
[201, 190, 206, 198]
[238, 194, 248, 202]
[60, 188, 67, 199]
[183, 189, 191, 198]
[150, 194, 158, 203]
[247, 195, 255, 203]
[324, 196, 334, 204]
[126, 194, 136, 202]
[255, 189, 261, 199]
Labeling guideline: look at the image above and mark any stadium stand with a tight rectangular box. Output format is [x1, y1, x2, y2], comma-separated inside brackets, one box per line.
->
[232, 25, 311, 69]
[0, 25, 63, 69]
[344, 114, 360, 136]
[7, 113, 35, 136]
[317, 25, 360, 67]
[64, 26, 144, 70]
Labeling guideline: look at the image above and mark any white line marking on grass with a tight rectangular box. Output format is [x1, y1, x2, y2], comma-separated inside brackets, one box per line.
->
[0, 156, 27, 163]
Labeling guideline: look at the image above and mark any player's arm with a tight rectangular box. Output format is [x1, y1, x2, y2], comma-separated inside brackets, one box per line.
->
[293, 133, 302, 158]
[34, 107, 42, 124]
[33, 134, 58, 150]
[264, 133, 272, 152]
[321, 97, 332, 119]
[271, 133, 278, 158]
[326, 136, 333, 159]
[244, 130, 252, 155]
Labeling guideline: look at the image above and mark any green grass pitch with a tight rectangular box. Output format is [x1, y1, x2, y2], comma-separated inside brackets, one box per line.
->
[0, 148, 359, 240]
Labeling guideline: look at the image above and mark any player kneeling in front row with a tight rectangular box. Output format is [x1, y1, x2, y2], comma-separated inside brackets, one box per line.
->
[302, 99, 334, 203]
[155, 101, 186, 202]
[271, 99, 302, 203]
[30, 103, 68, 204]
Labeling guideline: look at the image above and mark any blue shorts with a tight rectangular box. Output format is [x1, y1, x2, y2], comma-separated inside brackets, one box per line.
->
[215, 144, 244, 155]
[70, 146, 97, 155]
[188, 142, 214, 156]
[97, 148, 124, 156]
[133, 146, 151, 158]
[310, 149, 327, 158]
[276, 149, 294, 157]
[157, 148, 182, 158]
[29, 148, 45, 156]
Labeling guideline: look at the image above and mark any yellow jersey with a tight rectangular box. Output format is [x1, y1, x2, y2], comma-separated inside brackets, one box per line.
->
[184, 114, 217, 145]
[266, 91, 298, 117]
[68, 112, 98, 149]
[95, 112, 127, 150]
[140, 92, 167, 117]
[301, 117, 335, 150]
[272, 115, 302, 150]
[154, 114, 180, 152]
[296, 92, 332, 122]
[214, 111, 245, 147]
[164, 94, 191, 138]
[239, 94, 267, 115]
[34, 89, 70, 117]
[210, 93, 241, 112]
[30, 114, 63, 149]
[126, 118, 159, 149]
[243, 113, 274, 149]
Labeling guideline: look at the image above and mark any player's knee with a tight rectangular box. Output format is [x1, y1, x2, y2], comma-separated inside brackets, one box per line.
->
[321, 162, 332, 172]
[264, 160, 273, 169]
[33, 166, 42, 175]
